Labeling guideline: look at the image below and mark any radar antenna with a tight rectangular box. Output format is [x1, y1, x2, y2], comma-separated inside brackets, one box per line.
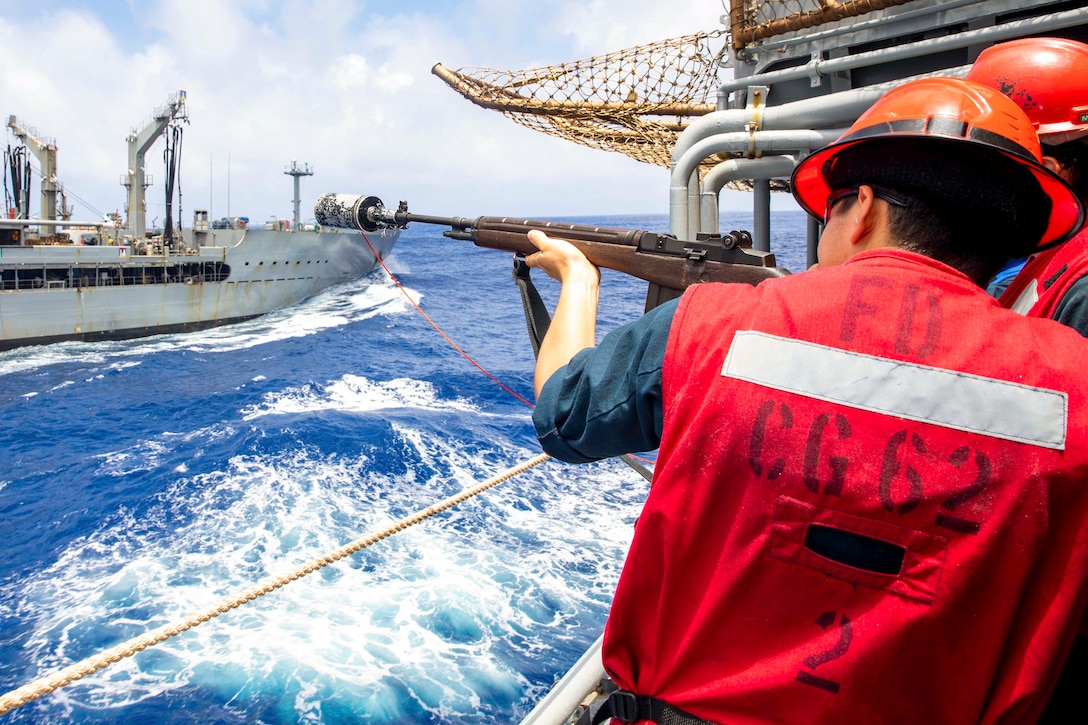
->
[285, 161, 313, 229]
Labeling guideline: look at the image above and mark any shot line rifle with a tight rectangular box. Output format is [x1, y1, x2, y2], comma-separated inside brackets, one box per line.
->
[314, 194, 790, 309]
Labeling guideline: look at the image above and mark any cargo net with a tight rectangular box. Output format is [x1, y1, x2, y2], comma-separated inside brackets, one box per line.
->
[432, 31, 728, 172]
[729, 0, 918, 48]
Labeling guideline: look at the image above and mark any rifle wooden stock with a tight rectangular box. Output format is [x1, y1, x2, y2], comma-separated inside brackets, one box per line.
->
[468, 217, 790, 290]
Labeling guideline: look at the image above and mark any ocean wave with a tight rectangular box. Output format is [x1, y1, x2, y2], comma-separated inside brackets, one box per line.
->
[183, 275, 418, 355]
[7, 424, 644, 723]
[0, 271, 413, 378]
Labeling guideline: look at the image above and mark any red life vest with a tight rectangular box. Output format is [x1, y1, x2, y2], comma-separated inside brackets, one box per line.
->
[602, 249, 1088, 724]
[999, 227, 1088, 318]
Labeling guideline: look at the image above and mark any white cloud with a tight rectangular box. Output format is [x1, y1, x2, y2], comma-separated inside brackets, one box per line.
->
[330, 54, 372, 90]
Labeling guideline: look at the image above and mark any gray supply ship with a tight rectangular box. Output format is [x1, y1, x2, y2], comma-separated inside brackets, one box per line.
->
[0, 92, 398, 350]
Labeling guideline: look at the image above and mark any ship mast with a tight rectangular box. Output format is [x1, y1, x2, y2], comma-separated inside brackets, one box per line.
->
[122, 91, 187, 239]
[285, 161, 313, 229]
[5, 115, 58, 221]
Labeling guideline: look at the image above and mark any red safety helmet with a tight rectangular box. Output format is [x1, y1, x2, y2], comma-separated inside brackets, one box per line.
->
[791, 76, 1083, 249]
[966, 37, 1088, 144]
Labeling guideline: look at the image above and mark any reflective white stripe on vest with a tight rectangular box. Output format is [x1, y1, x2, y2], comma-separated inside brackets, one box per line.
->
[721, 331, 1067, 450]
[1009, 280, 1040, 315]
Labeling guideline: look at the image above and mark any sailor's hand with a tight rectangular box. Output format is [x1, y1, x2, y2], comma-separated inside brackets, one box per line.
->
[525, 229, 600, 398]
[525, 230, 601, 285]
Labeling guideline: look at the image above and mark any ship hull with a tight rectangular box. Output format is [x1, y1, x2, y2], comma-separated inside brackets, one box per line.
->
[0, 227, 399, 350]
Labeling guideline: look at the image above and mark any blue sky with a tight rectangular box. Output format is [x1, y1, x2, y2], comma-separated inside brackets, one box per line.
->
[0, 0, 792, 223]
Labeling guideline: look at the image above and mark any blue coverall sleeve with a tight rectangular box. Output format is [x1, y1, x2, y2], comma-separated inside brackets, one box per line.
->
[532, 298, 677, 463]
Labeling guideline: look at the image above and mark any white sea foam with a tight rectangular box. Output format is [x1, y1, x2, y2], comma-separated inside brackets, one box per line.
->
[180, 274, 418, 354]
[0, 346, 106, 379]
[381, 252, 410, 276]
[11, 417, 645, 721]
[92, 425, 237, 477]
[241, 374, 478, 420]
[93, 439, 173, 476]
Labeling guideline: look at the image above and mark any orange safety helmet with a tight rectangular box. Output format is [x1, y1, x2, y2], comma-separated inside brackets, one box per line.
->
[791, 76, 1083, 249]
[966, 37, 1088, 144]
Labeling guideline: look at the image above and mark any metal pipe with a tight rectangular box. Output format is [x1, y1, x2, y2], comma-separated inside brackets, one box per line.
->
[700, 155, 798, 243]
[688, 170, 700, 237]
[693, 68, 964, 165]
[688, 81, 904, 166]
[670, 130, 842, 238]
[808, 216, 822, 269]
[716, 7, 1087, 100]
[700, 184, 718, 235]
[702, 156, 798, 197]
[671, 64, 970, 244]
[754, 179, 771, 252]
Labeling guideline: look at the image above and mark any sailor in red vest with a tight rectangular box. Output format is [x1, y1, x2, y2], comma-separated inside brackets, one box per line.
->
[966, 37, 1088, 722]
[966, 38, 1088, 327]
[526, 77, 1088, 724]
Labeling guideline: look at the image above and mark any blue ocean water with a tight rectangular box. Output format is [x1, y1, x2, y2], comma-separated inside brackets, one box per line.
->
[0, 211, 810, 723]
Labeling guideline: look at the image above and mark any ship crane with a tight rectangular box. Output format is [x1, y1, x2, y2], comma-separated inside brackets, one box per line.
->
[122, 90, 187, 239]
[5, 115, 59, 221]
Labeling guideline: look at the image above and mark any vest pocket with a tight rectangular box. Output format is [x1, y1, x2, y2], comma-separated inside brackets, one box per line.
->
[770, 495, 948, 604]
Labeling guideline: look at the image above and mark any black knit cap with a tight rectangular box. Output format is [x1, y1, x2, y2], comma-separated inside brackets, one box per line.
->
[822, 136, 1052, 256]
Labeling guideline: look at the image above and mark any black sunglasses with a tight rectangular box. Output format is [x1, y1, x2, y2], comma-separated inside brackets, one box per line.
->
[823, 187, 909, 224]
